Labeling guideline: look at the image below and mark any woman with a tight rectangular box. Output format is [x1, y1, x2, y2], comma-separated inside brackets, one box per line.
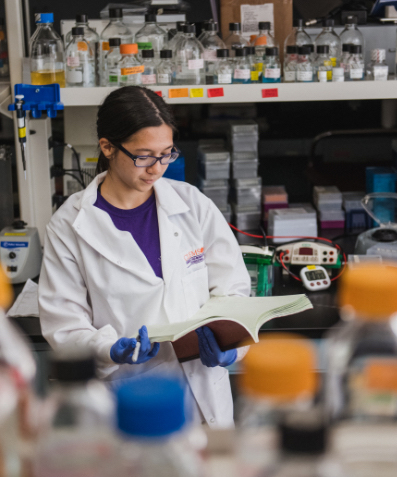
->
[38, 86, 250, 428]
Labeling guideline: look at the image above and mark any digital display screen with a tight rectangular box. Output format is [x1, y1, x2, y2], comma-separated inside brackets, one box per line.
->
[299, 247, 313, 255]
[305, 270, 326, 281]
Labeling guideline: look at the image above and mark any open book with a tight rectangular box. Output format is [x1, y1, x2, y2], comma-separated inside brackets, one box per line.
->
[139, 295, 312, 362]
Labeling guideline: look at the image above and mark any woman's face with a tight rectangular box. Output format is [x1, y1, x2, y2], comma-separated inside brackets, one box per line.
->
[102, 123, 174, 193]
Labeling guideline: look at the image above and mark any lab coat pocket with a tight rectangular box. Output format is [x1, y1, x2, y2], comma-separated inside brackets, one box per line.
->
[182, 267, 210, 319]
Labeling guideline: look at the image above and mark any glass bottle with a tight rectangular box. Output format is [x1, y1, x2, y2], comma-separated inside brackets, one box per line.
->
[308, 43, 316, 63]
[141, 49, 157, 85]
[314, 45, 332, 82]
[263, 47, 281, 83]
[118, 43, 143, 86]
[284, 18, 312, 53]
[100, 8, 133, 86]
[156, 49, 175, 85]
[30, 13, 65, 87]
[33, 353, 116, 477]
[105, 38, 122, 86]
[65, 27, 95, 87]
[367, 48, 389, 81]
[233, 47, 251, 84]
[135, 13, 167, 64]
[64, 14, 99, 85]
[201, 22, 226, 85]
[254, 21, 277, 63]
[174, 24, 205, 85]
[214, 49, 233, 84]
[283, 45, 298, 83]
[340, 43, 352, 73]
[245, 46, 258, 82]
[116, 376, 205, 477]
[340, 15, 364, 54]
[296, 45, 314, 82]
[315, 18, 341, 68]
[225, 22, 249, 58]
[0, 19, 9, 77]
[168, 22, 186, 53]
[332, 67, 345, 82]
[348, 44, 364, 81]
[198, 20, 213, 42]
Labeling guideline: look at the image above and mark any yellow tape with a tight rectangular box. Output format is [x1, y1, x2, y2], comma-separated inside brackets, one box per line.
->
[18, 127, 26, 139]
[4, 233, 26, 236]
[307, 265, 316, 270]
[85, 157, 98, 163]
[190, 88, 204, 98]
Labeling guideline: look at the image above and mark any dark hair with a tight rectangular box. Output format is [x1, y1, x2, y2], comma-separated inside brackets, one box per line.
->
[96, 86, 177, 174]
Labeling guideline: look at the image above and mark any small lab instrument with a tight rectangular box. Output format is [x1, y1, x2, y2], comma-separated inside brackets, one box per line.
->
[300, 265, 331, 291]
[240, 245, 275, 297]
[15, 95, 27, 178]
[0, 221, 42, 284]
[276, 241, 341, 267]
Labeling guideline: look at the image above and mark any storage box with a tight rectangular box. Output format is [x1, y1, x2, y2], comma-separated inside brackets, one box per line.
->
[229, 120, 258, 136]
[262, 185, 288, 204]
[234, 210, 262, 230]
[199, 158, 230, 180]
[231, 178, 262, 207]
[198, 148, 231, 163]
[268, 208, 318, 244]
[229, 135, 259, 153]
[319, 209, 345, 229]
[200, 185, 229, 209]
[345, 209, 372, 233]
[232, 159, 258, 179]
[366, 167, 397, 193]
[342, 191, 365, 211]
[232, 151, 258, 162]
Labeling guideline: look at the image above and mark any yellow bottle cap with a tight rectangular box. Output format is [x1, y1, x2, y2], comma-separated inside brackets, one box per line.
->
[0, 265, 13, 309]
[239, 333, 317, 401]
[338, 263, 397, 320]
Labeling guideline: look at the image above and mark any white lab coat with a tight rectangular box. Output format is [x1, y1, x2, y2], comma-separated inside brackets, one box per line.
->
[38, 171, 251, 428]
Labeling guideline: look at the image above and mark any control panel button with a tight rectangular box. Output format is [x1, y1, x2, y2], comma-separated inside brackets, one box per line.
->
[284, 256, 289, 261]
[329, 258, 334, 263]
[323, 251, 327, 255]
[323, 258, 327, 262]
[8, 252, 16, 259]
[316, 282, 321, 286]
[329, 251, 334, 255]
[323, 280, 328, 285]
[310, 283, 314, 287]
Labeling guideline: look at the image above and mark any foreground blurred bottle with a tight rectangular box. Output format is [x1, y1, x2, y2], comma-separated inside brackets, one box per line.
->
[237, 334, 317, 477]
[116, 376, 206, 477]
[33, 353, 116, 477]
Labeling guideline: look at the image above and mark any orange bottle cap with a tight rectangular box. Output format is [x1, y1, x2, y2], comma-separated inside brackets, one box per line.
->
[0, 265, 13, 309]
[120, 43, 138, 55]
[338, 263, 397, 320]
[239, 333, 317, 401]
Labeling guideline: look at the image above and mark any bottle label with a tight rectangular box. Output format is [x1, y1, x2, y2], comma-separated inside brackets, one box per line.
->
[350, 68, 363, 79]
[255, 62, 263, 71]
[77, 41, 88, 52]
[297, 70, 312, 81]
[108, 75, 118, 83]
[142, 74, 156, 84]
[137, 42, 153, 50]
[188, 59, 204, 70]
[374, 66, 388, 81]
[318, 70, 328, 82]
[332, 68, 344, 82]
[203, 50, 217, 61]
[67, 69, 83, 83]
[217, 73, 232, 84]
[265, 68, 280, 79]
[67, 56, 80, 67]
[284, 70, 296, 82]
[120, 66, 145, 75]
[251, 71, 259, 81]
[330, 57, 337, 67]
[234, 69, 250, 79]
[157, 73, 170, 84]
[102, 41, 110, 51]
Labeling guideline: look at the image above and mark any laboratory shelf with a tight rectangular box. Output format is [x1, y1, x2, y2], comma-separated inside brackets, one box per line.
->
[60, 81, 397, 106]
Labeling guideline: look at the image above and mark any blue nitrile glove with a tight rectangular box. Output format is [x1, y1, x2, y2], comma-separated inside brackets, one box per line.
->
[195, 326, 237, 368]
[110, 325, 160, 364]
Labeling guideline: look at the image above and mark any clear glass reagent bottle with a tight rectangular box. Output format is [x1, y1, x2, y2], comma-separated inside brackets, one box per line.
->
[135, 13, 167, 64]
[315, 18, 341, 67]
[118, 43, 143, 86]
[368, 48, 388, 81]
[201, 21, 226, 85]
[315, 44, 332, 82]
[225, 22, 249, 58]
[66, 27, 95, 87]
[105, 37, 121, 86]
[296, 45, 313, 82]
[141, 49, 157, 85]
[348, 44, 364, 80]
[174, 24, 205, 85]
[263, 47, 281, 83]
[284, 45, 298, 83]
[156, 49, 175, 85]
[214, 48, 233, 84]
[233, 47, 251, 84]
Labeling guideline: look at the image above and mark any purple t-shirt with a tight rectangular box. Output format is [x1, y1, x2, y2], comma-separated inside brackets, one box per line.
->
[94, 186, 163, 278]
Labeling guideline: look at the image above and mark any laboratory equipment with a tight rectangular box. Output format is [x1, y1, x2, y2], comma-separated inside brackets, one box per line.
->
[284, 19, 312, 53]
[315, 18, 341, 67]
[300, 265, 331, 291]
[141, 49, 157, 85]
[339, 15, 364, 53]
[367, 48, 389, 80]
[347, 45, 365, 80]
[14, 95, 27, 177]
[225, 22, 249, 57]
[314, 45, 333, 82]
[30, 13, 65, 87]
[284, 45, 298, 83]
[174, 24, 205, 85]
[240, 245, 274, 296]
[296, 46, 314, 82]
[201, 22, 225, 84]
[65, 27, 95, 87]
[276, 241, 340, 267]
[214, 49, 233, 84]
[156, 50, 175, 85]
[268, 208, 318, 244]
[262, 47, 281, 83]
[0, 221, 42, 284]
[119, 43, 143, 86]
[0, 18, 9, 77]
[135, 14, 167, 63]
[0, 146, 13, 232]
[232, 47, 251, 84]
[105, 38, 122, 86]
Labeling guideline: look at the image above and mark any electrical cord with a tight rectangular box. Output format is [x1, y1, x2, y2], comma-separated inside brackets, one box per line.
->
[63, 172, 86, 189]
[50, 140, 85, 186]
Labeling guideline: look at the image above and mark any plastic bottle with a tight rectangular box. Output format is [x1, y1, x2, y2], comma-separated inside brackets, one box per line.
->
[254, 22, 277, 63]
[100, 8, 133, 86]
[214, 49, 233, 84]
[201, 22, 225, 85]
[116, 376, 205, 477]
[284, 45, 298, 83]
[30, 13, 65, 87]
[263, 47, 281, 83]
[141, 49, 157, 85]
[225, 23, 249, 58]
[296, 45, 314, 82]
[340, 15, 364, 54]
[315, 18, 341, 68]
[367, 48, 388, 81]
[119, 43, 143, 86]
[64, 14, 99, 85]
[33, 352, 116, 477]
[105, 38, 122, 86]
[174, 24, 205, 85]
[232, 47, 251, 84]
[156, 49, 175, 85]
[347, 44, 364, 81]
[168, 22, 186, 53]
[245, 46, 258, 82]
[135, 14, 167, 64]
[284, 19, 312, 53]
[65, 27, 95, 87]
[236, 334, 317, 477]
[314, 45, 332, 82]
[0, 19, 9, 77]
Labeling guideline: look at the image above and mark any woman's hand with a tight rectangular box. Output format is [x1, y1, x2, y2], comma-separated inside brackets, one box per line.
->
[110, 325, 160, 364]
[195, 326, 237, 368]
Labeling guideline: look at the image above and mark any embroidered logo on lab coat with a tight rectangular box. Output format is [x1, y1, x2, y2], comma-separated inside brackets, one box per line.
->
[184, 247, 205, 268]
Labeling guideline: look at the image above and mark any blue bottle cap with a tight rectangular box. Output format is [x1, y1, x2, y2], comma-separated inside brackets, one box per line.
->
[116, 376, 186, 438]
[35, 13, 54, 24]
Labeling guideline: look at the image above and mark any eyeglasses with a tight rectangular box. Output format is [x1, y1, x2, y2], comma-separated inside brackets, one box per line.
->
[116, 143, 180, 168]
